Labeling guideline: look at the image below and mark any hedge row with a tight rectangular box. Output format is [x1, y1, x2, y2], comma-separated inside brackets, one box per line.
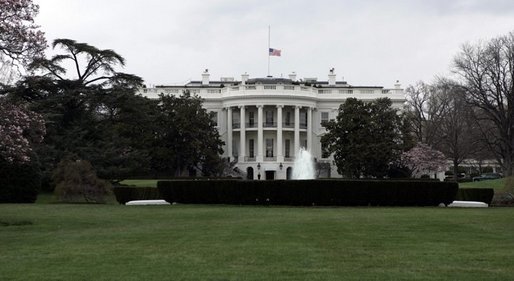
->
[456, 188, 494, 205]
[112, 187, 161, 204]
[0, 159, 40, 203]
[157, 180, 458, 206]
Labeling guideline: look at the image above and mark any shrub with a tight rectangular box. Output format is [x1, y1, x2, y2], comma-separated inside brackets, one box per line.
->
[491, 176, 514, 206]
[158, 179, 458, 207]
[52, 158, 111, 203]
[112, 187, 161, 204]
[456, 188, 494, 204]
[0, 158, 41, 203]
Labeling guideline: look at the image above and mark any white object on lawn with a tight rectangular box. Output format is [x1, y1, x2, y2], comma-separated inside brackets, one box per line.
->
[448, 201, 488, 208]
[125, 200, 170, 206]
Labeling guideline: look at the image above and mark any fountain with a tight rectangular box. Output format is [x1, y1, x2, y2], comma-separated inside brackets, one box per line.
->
[292, 148, 315, 179]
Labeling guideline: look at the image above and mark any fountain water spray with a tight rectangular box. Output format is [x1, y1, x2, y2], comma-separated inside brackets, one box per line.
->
[292, 148, 315, 179]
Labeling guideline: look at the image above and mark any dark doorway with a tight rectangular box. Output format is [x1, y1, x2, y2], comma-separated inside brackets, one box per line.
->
[247, 167, 254, 180]
[286, 167, 292, 180]
[265, 171, 275, 180]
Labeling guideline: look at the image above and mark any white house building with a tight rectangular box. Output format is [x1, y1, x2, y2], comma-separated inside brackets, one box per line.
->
[140, 69, 405, 180]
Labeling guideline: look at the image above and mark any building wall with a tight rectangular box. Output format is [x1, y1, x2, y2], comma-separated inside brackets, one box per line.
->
[141, 72, 405, 179]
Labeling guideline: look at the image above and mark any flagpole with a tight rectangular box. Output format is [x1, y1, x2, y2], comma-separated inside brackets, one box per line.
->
[268, 25, 270, 77]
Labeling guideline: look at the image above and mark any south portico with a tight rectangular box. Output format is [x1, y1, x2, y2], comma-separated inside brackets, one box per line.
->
[223, 102, 315, 180]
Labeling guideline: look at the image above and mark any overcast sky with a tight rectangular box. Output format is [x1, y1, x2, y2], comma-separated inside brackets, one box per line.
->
[35, 0, 514, 88]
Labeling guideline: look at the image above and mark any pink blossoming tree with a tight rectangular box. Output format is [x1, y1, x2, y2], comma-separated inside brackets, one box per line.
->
[402, 143, 447, 177]
[0, 98, 45, 163]
[0, 0, 46, 82]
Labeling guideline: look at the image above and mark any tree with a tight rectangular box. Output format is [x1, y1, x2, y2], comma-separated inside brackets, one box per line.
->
[7, 39, 148, 184]
[432, 79, 481, 180]
[402, 143, 447, 178]
[0, 97, 45, 163]
[52, 157, 111, 203]
[0, 95, 45, 202]
[321, 98, 408, 178]
[0, 0, 46, 82]
[454, 32, 514, 176]
[405, 81, 447, 147]
[152, 91, 224, 176]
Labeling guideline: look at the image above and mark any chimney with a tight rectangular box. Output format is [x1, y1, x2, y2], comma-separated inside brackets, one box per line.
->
[202, 69, 210, 85]
[288, 72, 297, 81]
[241, 72, 249, 85]
[328, 68, 336, 86]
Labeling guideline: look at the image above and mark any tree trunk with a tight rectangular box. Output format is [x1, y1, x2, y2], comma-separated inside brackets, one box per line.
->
[503, 155, 513, 177]
[452, 159, 459, 181]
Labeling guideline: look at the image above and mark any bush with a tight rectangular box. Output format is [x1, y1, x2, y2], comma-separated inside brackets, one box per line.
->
[158, 179, 458, 206]
[112, 187, 161, 204]
[0, 159, 41, 203]
[53, 158, 111, 203]
[456, 188, 494, 204]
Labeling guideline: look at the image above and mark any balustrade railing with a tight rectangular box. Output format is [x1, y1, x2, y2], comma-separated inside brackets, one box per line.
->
[263, 122, 277, 128]
[234, 122, 302, 129]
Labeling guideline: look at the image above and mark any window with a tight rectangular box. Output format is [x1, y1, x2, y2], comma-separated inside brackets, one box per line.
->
[322, 142, 330, 158]
[210, 111, 218, 126]
[285, 139, 290, 158]
[249, 139, 254, 157]
[300, 111, 307, 128]
[321, 112, 329, 126]
[232, 141, 238, 157]
[248, 111, 255, 127]
[232, 111, 240, 128]
[265, 110, 273, 125]
[266, 139, 274, 157]
[285, 112, 291, 126]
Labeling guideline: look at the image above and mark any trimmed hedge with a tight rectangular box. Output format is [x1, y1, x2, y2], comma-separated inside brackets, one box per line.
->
[456, 188, 494, 205]
[157, 179, 458, 206]
[0, 159, 41, 203]
[112, 187, 161, 204]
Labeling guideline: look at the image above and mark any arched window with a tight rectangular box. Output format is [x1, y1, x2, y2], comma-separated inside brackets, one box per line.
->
[286, 167, 293, 180]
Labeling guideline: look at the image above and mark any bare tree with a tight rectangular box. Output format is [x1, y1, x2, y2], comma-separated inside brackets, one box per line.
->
[454, 32, 514, 176]
[405, 81, 447, 147]
[433, 79, 481, 180]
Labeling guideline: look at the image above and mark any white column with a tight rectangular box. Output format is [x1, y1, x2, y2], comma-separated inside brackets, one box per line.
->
[239, 106, 246, 162]
[257, 105, 264, 162]
[277, 105, 283, 162]
[294, 106, 300, 157]
[307, 107, 313, 151]
[227, 107, 233, 161]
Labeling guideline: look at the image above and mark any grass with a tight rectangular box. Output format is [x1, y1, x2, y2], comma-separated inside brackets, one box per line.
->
[0, 203, 513, 280]
[459, 178, 505, 190]
[120, 179, 160, 187]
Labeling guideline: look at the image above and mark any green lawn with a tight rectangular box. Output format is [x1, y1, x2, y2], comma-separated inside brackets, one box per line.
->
[120, 179, 161, 187]
[459, 178, 505, 190]
[1, 204, 513, 280]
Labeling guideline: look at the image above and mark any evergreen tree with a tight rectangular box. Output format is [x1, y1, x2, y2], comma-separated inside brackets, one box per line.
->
[152, 91, 224, 176]
[321, 98, 408, 178]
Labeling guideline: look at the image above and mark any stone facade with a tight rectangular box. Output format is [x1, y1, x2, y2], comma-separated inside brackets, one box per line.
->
[140, 69, 405, 179]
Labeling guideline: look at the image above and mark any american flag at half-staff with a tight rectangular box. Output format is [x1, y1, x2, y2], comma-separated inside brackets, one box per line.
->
[269, 48, 281, 56]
